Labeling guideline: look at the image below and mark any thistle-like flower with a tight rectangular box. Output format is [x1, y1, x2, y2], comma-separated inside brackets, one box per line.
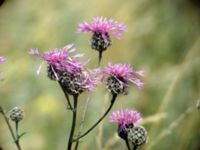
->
[59, 68, 100, 95]
[110, 109, 142, 140]
[103, 63, 144, 95]
[30, 44, 100, 95]
[110, 109, 142, 130]
[29, 44, 84, 81]
[77, 17, 127, 64]
[0, 56, 5, 64]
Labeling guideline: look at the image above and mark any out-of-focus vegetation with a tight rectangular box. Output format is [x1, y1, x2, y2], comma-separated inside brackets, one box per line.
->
[0, 0, 200, 150]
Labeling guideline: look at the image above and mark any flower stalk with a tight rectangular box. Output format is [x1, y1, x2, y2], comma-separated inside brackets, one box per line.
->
[73, 94, 117, 141]
[125, 139, 131, 150]
[0, 106, 23, 150]
[59, 81, 73, 110]
[15, 121, 22, 150]
[98, 51, 103, 67]
[133, 145, 138, 150]
[67, 94, 79, 150]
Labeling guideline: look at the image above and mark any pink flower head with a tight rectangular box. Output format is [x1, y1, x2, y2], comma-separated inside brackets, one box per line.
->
[59, 68, 101, 95]
[110, 109, 142, 130]
[29, 44, 85, 73]
[104, 63, 144, 89]
[0, 56, 5, 64]
[77, 16, 127, 39]
[29, 44, 72, 67]
[80, 68, 101, 92]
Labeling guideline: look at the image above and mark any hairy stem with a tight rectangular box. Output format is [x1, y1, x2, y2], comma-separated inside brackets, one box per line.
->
[73, 94, 117, 141]
[67, 95, 78, 150]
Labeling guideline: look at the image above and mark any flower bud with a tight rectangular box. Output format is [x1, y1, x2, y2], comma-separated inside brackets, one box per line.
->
[127, 125, 147, 146]
[10, 107, 24, 122]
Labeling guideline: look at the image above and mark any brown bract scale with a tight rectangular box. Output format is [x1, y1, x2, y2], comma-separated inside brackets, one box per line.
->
[91, 32, 111, 52]
[127, 125, 148, 146]
[106, 76, 128, 95]
[59, 72, 85, 95]
[47, 65, 60, 81]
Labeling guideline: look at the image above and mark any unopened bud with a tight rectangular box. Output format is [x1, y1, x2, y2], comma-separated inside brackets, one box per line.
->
[127, 125, 148, 146]
[10, 107, 24, 122]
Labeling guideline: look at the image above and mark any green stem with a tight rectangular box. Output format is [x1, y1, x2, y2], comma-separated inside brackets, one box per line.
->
[74, 141, 79, 150]
[67, 95, 78, 150]
[73, 94, 117, 141]
[98, 51, 103, 67]
[15, 121, 22, 150]
[59, 82, 73, 110]
[74, 95, 91, 150]
[0, 107, 21, 150]
[125, 139, 131, 150]
[133, 145, 138, 150]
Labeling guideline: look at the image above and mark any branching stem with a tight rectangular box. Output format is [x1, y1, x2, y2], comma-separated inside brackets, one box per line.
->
[73, 94, 117, 141]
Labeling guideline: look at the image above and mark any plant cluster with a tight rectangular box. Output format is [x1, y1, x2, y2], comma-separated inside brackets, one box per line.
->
[0, 17, 148, 150]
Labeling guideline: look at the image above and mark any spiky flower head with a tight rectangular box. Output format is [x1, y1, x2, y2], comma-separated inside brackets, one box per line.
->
[59, 68, 100, 95]
[127, 125, 148, 146]
[30, 44, 100, 95]
[103, 63, 144, 95]
[29, 44, 85, 80]
[78, 17, 127, 39]
[78, 17, 127, 64]
[110, 109, 142, 141]
[110, 109, 142, 129]
[110, 109, 142, 140]
[0, 56, 5, 64]
[10, 107, 24, 122]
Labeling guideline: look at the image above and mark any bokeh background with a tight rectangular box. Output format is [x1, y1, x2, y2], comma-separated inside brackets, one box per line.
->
[0, 0, 200, 150]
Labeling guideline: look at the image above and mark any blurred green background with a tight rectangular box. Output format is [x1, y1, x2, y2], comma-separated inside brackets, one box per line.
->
[0, 0, 200, 150]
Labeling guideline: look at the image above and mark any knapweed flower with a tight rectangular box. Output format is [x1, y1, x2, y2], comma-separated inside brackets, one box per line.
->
[110, 109, 142, 140]
[103, 63, 144, 95]
[29, 44, 85, 81]
[77, 17, 127, 64]
[110, 109, 142, 129]
[59, 68, 100, 95]
[30, 44, 100, 95]
[0, 56, 5, 64]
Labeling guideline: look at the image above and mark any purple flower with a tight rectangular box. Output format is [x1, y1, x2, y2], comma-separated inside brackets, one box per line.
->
[0, 56, 5, 64]
[29, 44, 88, 78]
[29, 44, 81, 72]
[77, 16, 127, 39]
[78, 17, 127, 64]
[29, 44, 100, 95]
[59, 68, 100, 95]
[103, 63, 144, 95]
[110, 109, 142, 130]
[80, 69, 101, 92]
